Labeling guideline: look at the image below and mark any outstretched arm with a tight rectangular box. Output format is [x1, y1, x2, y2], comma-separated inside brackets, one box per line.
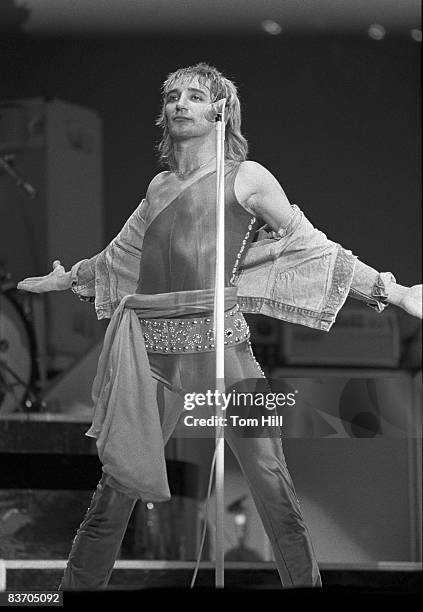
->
[235, 160, 422, 320]
[17, 194, 149, 304]
[17, 260, 72, 293]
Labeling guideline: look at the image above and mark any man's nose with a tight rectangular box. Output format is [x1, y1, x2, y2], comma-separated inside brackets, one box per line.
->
[176, 95, 188, 110]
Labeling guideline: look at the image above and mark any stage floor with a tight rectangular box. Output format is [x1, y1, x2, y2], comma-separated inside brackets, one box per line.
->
[1, 560, 422, 594]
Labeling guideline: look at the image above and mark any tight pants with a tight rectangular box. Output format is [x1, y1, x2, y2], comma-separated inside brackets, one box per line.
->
[60, 340, 321, 589]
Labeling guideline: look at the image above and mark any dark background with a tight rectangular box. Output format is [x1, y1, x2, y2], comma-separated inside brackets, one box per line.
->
[1, 34, 420, 286]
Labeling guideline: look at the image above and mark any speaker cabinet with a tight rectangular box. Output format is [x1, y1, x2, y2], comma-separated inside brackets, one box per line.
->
[0, 98, 104, 372]
[280, 302, 400, 367]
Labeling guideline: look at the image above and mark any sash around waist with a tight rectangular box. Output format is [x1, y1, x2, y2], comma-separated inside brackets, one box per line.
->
[122, 286, 238, 318]
[85, 286, 239, 502]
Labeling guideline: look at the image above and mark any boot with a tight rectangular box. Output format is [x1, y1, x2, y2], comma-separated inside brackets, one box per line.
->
[59, 475, 137, 589]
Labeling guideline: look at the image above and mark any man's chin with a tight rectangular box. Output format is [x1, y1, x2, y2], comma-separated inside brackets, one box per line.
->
[170, 128, 195, 140]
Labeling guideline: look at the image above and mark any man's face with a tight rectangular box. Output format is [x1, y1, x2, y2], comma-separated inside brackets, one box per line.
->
[164, 76, 214, 141]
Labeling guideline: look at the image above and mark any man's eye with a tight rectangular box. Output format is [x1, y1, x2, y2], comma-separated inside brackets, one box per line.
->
[167, 95, 178, 102]
[192, 95, 202, 101]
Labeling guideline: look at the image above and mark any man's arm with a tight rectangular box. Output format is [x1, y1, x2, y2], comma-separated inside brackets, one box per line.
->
[235, 160, 294, 229]
[17, 189, 151, 298]
[235, 160, 422, 319]
[17, 166, 166, 303]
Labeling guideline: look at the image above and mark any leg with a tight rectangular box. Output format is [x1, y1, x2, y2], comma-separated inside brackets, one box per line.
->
[173, 341, 321, 587]
[225, 430, 321, 587]
[59, 474, 137, 589]
[223, 342, 321, 587]
[59, 356, 182, 590]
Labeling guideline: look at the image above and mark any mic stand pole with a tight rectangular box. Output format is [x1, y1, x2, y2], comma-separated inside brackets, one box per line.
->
[0, 155, 37, 199]
[213, 101, 226, 589]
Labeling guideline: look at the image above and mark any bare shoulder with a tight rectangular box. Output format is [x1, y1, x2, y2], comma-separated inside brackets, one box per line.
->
[239, 160, 272, 179]
[146, 170, 171, 199]
[236, 160, 285, 214]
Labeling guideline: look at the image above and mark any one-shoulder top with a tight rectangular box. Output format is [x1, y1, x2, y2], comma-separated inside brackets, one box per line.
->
[137, 161, 259, 294]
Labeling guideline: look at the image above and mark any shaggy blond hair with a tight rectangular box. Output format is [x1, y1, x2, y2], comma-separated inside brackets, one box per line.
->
[156, 62, 248, 170]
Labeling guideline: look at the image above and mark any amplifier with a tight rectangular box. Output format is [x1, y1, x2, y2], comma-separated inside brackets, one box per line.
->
[0, 97, 104, 372]
[280, 303, 400, 367]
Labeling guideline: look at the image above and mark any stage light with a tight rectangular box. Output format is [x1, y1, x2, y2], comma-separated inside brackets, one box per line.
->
[410, 29, 422, 42]
[368, 24, 386, 40]
[261, 20, 282, 36]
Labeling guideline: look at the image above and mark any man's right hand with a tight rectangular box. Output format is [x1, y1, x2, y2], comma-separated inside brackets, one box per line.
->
[17, 260, 72, 293]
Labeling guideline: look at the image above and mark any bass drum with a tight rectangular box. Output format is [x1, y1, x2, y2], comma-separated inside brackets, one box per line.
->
[0, 289, 37, 414]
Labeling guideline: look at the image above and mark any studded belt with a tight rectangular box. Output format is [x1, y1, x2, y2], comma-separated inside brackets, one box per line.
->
[138, 304, 250, 354]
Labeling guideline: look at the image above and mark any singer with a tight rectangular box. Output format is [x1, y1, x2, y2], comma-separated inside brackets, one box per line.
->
[17, 63, 422, 589]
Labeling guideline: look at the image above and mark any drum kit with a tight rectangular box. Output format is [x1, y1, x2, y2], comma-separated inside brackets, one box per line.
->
[0, 153, 44, 414]
[0, 261, 46, 415]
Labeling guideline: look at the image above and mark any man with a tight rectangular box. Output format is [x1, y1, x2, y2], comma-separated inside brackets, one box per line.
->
[18, 63, 422, 589]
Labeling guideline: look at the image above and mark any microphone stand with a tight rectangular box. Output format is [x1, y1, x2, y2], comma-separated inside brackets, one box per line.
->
[0, 154, 37, 199]
[213, 101, 226, 589]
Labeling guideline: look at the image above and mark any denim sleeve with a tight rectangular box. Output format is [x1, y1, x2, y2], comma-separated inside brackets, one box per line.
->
[70, 257, 97, 303]
[349, 260, 396, 312]
[70, 198, 148, 317]
[237, 205, 357, 330]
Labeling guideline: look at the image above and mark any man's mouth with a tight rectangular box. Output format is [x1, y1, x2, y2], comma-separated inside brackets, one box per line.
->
[173, 116, 192, 122]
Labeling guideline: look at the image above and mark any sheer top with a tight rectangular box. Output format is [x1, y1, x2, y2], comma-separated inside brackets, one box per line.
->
[137, 162, 258, 294]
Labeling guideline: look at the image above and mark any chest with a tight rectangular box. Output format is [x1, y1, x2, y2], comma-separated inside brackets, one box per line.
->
[148, 172, 210, 214]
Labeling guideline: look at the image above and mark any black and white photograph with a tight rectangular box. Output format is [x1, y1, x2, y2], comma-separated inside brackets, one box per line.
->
[0, 0, 421, 603]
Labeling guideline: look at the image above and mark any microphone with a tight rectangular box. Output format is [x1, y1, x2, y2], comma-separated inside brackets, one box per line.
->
[204, 98, 227, 122]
